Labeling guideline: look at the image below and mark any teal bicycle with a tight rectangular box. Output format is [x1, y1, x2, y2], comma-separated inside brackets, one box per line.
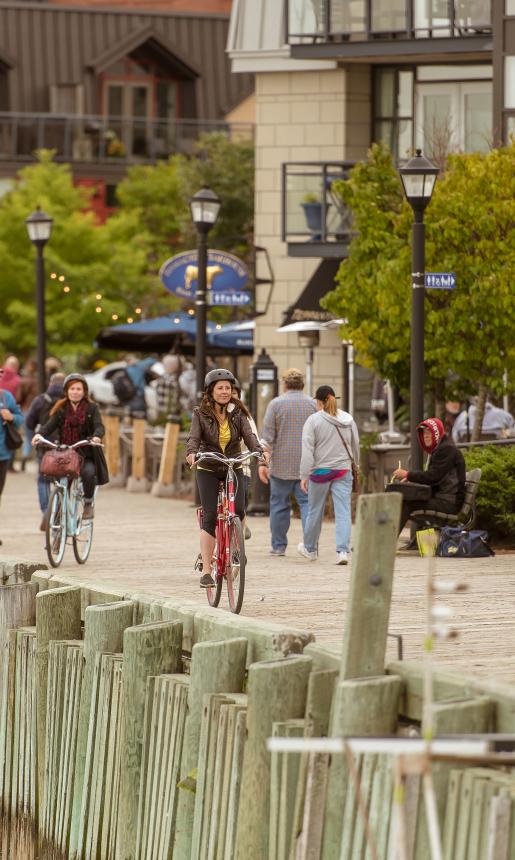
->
[38, 438, 100, 568]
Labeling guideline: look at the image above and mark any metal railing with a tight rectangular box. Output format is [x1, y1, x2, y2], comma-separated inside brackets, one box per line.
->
[287, 0, 492, 43]
[0, 113, 254, 164]
[281, 161, 355, 247]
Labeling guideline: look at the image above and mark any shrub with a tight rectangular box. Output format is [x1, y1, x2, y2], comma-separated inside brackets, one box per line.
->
[464, 444, 515, 544]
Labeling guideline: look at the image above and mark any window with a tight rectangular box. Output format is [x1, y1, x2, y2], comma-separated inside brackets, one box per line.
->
[49, 84, 84, 114]
[415, 82, 492, 155]
[505, 57, 515, 108]
[373, 68, 414, 159]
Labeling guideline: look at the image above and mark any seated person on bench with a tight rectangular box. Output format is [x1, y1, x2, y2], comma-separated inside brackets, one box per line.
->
[392, 418, 466, 534]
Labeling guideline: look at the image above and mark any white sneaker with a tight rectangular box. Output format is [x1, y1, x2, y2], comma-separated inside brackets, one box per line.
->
[297, 542, 317, 561]
[336, 552, 349, 565]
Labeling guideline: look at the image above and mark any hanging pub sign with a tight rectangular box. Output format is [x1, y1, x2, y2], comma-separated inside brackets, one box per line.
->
[159, 249, 251, 305]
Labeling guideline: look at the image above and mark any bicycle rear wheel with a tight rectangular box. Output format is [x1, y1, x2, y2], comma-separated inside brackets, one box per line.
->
[46, 487, 67, 568]
[226, 517, 245, 614]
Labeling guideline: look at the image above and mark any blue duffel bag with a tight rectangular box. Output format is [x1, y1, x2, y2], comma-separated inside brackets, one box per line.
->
[436, 527, 495, 558]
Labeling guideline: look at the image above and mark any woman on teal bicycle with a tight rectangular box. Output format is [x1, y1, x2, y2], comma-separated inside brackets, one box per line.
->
[186, 368, 265, 588]
[33, 373, 109, 518]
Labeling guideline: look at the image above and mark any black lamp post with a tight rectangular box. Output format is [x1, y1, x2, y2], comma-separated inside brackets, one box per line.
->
[26, 207, 53, 393]
[398, 150, 438, 473]
[189, 187, 221, 402]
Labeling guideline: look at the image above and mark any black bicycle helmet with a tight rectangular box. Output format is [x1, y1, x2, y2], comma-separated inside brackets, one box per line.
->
[63, 373, 89, 394]
[204, 368, 235, 389]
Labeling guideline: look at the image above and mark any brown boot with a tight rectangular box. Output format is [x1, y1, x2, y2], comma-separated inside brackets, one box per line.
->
[82, 502, 95, 520]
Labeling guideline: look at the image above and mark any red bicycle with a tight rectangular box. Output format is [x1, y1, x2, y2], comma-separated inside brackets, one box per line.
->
[193, 451, 260, 614]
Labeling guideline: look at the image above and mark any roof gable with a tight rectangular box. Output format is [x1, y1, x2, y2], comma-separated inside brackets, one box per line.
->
[87, 24, 199, 78]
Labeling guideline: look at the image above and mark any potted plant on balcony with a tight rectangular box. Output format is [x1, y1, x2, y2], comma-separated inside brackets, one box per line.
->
[104, 129, 126, 158]
[301, 192, 330, 238]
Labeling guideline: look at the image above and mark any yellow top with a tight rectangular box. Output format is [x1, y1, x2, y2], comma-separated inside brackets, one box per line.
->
[219, 419, 231, 452]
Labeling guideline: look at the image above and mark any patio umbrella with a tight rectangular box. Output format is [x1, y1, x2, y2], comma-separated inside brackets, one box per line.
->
[96, 313, 254, 355]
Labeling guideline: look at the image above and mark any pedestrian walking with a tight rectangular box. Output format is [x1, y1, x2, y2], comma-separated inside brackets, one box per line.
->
[0, 368, 24, 545]
[258, 368, 316, 556]
[25, 372, 65, 529]
[298, 385, 359, 565]
[155, 354, 183, 421]
[18, 358, 39, 469]
[452, 399, 514, 442]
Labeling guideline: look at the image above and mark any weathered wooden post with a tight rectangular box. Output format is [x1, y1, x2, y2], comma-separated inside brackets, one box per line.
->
[103, 412, 124, 488]
[320, 492, 402, 859]
[234, 654, 312, 859]
[151, 420, 180, 497]
[127, 418, 149, 492]
[173, 637, 248, 859]
[117, 620, 182, 860]
[0, 581, 38, 693]
[68, 600, 135, 859]
[35, 587, 82, 828]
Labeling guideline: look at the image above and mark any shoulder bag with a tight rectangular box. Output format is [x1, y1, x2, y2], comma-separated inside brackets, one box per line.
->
[1, 393, 23, 450]
[334, 425, 360, 493]
[436, 527, 495, 558]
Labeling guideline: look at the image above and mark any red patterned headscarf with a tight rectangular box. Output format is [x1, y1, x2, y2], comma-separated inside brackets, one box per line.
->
[417, 418, 445, 454]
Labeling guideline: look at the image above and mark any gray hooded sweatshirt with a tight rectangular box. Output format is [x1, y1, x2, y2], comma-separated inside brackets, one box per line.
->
[300, 409, 360, 480]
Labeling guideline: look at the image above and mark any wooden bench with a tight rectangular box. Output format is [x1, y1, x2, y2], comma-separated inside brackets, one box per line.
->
[410, 467, 482, 531]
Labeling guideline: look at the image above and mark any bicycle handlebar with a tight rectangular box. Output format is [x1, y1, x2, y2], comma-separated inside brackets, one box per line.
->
[192, 451, 263, 468]
[35, 437, 104, 449]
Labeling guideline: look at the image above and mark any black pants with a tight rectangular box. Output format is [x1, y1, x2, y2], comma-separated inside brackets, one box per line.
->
[399, 498, 460, 534]
[196, 468, 245, 537]
[0, 458, 9, 499]
[81, 458, 96, 501]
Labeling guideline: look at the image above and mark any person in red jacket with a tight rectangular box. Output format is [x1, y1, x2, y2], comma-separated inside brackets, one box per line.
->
[392, 417, 466, 534]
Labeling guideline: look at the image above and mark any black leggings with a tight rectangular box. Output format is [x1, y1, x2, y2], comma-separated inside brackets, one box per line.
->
[0, 458, 9, 499]
[196, 469, 245, 537]
[399, 498, 460, 533]
[81, 458, 96, 501]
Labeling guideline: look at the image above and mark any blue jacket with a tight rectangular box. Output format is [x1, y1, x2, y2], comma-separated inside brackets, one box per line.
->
[0, 389, 24, 461]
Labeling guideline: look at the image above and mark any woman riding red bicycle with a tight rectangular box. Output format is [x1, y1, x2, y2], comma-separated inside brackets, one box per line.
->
[186, 368, 266, 588]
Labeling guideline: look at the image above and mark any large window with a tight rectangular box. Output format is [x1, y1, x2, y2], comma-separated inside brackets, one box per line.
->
[374, 66, 492, 159]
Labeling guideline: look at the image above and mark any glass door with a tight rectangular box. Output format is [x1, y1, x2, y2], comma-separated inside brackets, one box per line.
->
[416, 81, 492, 157]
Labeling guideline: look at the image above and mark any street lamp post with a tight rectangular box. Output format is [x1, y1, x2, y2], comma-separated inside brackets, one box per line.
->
[26, 207, 53, 393]
[398, 151, 439, 474]
[189, 188, 221, 402]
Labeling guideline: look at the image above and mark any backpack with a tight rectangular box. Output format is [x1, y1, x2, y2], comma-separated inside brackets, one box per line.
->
[112, 369, 137, 404]
[436, 527, 495, 558]
[35, 393, 55, 433]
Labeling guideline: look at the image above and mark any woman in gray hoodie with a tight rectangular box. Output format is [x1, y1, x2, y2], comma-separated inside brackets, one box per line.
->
[298, 386, 359, 565]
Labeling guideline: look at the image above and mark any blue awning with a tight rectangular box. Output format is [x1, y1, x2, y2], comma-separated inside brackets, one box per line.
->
[96, 313, 254, 354]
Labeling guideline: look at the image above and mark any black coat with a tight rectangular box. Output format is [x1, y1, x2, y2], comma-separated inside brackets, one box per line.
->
[40, 401, 109, 485]
[186, 403, 261, 462]
[408, 436, 465, 506]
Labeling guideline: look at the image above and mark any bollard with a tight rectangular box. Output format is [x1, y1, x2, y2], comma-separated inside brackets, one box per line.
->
[151, 420, 180, 498]
[173, 637, 248, 859]
[234, 654, 312, 859]
[127, 418, 149, 492]
[118, 621, 182, 860]
[103, 413, 125, 488]
[68, 600, 135, 859]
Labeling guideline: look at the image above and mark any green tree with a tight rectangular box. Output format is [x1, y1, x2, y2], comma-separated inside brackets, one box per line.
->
[0, 151, 153, 362]
[323, 142, 515, 408]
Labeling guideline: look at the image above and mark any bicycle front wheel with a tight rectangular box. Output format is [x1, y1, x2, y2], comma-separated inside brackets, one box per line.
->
[226, 517, 245, 614]
[46, 487, 67, 568]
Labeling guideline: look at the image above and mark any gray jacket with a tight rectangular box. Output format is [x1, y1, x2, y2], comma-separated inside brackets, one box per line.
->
[300, 409, 360, 480]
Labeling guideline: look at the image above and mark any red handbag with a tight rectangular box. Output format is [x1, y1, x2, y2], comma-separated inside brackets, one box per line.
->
[40, 448, 83, 480]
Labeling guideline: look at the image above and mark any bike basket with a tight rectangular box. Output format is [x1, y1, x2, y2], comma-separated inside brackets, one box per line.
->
[40, 448, 83, 480]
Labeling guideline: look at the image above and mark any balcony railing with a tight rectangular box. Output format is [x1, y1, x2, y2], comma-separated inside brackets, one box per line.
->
[282, 161, 355, 258]
[0, 113, 254, 164]
[287, 0, 491, 43]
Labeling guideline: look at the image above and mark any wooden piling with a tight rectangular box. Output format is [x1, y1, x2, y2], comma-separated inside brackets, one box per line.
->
[340, 493, 401, 681]
[321, 674, 401, 860]
[103, 414, 124, 487]
[118, 620, 182, 860]
[35, 587, 82, 831]
[0, 582, 38, 693]
[68, 600, 135, 858]
[151, 420, 180, 497]
[173, 636, 248, 859]
[127, 418, 149, 492]
[234, 654, 312, 859]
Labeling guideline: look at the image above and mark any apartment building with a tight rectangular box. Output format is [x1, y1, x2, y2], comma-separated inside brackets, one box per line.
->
[228, 0, 511, 421]
[0, 0, 252, 219]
